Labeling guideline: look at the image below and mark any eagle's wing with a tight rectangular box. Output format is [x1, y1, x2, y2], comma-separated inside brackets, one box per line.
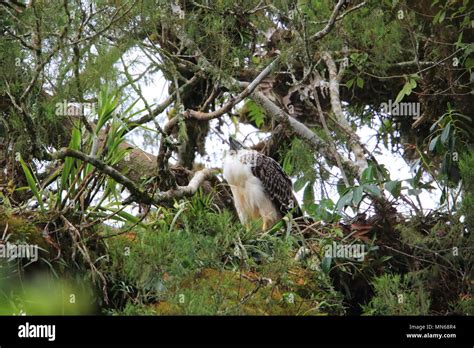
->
[244, 152, 301, 217]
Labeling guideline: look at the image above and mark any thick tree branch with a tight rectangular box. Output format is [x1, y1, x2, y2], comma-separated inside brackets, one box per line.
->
[250, 88, 360, 178]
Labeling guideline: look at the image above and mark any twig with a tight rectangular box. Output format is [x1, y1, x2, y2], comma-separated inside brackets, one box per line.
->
[125, 74, 200, 136]
[309, 0, 346, 41]
[313, 1, 367, 25]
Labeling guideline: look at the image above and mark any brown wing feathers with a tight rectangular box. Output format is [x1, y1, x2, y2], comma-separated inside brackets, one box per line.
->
[247, 153, 302, 218]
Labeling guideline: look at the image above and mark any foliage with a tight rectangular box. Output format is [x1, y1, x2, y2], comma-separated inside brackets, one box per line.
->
[0, 0, 473, 317]
[362, 273, 430, 315]
[102, 192, 345, 315]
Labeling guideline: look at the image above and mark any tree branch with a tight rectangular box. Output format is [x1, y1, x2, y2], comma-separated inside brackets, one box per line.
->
[125, 73, 200, 135]
[312, 87, 350, 187]
[322, 51, 368, 177]
[153, 168, 219, 203]
[314, 1, 367, 25]
[48, 148, 154, 204]
[310, 0, 346, 41]
[250, 88, 360, 178]
[48, 148, 217, 206]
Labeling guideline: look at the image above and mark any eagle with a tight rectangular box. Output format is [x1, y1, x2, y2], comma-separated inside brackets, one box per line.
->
[223, 137, 301, 230]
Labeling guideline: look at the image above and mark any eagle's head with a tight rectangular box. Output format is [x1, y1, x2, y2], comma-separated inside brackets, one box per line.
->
[229, 136, 245, 151]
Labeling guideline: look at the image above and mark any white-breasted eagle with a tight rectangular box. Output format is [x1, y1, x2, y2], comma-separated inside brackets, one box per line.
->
[223, 137, 301, 230]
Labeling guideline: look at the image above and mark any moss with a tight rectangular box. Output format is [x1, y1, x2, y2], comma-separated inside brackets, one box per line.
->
[149, 267, 325, 316]
[0, 207, 50, 251]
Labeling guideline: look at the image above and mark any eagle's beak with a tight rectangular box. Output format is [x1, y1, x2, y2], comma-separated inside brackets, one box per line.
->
[229, 136, 244, 151]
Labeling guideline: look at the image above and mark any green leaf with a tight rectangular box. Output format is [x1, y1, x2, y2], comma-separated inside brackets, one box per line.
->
[356, 77, 364, 88]
[429, 113, 447, 132]
[395, 78, 417, 103]
[321, 256, 332, 274]
[407, 188, 422, 196]
[438, 10, 446, 23]
[440, 122, 451, 144]
[440, 188, 447, 205]
[441, 152, 451, 175]
[336, 190, 353, 212]
[395, 86, 407, 104]
[320, 198, 335, 210]
[293, 176, 308, 192]
[363, 184, 382, 197]
[245, 100, 266, 128]
[337, 179, 349, 195]
[102, 207, 144, 226]
[361, 165, 375, 183]
[303, 182, 314, 205]
[385, 180, 402, 198]
[61, 123, 81, 194]
[19, 156, 45, 211]
[352, 186, 363, 206]
[346, 78, 354, 89]
[429, 135, 439, 152]
[465, 57, 474, 71]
